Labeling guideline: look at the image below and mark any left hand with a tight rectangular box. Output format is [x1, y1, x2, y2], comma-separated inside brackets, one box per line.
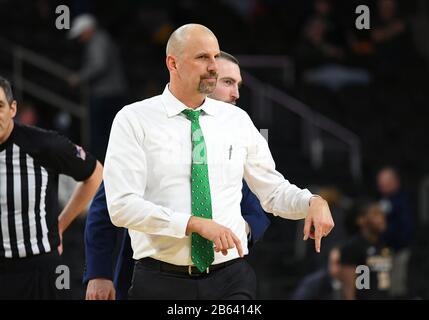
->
[303, 196, 334, 253]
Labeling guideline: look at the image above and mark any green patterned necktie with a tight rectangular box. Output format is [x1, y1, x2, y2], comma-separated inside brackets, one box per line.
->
[182, 109, 214, 272]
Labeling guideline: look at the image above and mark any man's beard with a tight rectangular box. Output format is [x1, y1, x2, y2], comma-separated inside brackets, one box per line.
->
[198, 72, 218, 94]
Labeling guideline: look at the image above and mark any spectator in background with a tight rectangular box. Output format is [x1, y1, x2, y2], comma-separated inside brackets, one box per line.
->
[311, 0, 345, 48]
[340, 199, 393, 300]
[371, 0, 414, 80]
[295, 16, 369, 92]
[294, 0, 347, 71]
[68, 14, 127, 162]
[377, 166, 414, 298]
[377, 166, 413, 251]
[291, 247, 343, 300]
[295, 16, 345, 73]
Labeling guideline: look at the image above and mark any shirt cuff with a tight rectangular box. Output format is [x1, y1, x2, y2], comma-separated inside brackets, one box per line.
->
[306, 194, 323, 211]
[301, 191, 319, 214]
[170, 211, 192, 238]
[82, 253, 114, 284]
[309, 194, 322, 204]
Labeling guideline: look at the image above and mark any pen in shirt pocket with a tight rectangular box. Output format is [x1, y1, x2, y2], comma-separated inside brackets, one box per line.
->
[229, 145, 233, 160]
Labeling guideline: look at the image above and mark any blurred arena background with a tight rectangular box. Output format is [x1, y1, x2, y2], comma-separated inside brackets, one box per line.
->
[1, 0, 429, 299]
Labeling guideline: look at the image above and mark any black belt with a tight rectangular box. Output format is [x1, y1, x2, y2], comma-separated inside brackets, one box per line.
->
[138, 257, 241, 277]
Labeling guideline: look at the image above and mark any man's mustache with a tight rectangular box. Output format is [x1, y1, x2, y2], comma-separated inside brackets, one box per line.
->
[200, 72, 218, 80]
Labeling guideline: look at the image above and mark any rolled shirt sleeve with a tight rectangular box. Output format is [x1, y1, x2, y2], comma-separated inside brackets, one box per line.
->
[103, 108, 191, 238]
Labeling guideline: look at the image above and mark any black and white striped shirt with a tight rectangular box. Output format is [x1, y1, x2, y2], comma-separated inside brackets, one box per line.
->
[0, 122, 96, 259]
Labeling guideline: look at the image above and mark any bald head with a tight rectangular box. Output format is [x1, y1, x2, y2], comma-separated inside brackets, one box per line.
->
[166, 24, 217, 58]
[166, 24, 220, 108]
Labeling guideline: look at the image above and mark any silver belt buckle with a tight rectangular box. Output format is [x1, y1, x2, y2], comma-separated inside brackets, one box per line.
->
[188, 266, 210, 275]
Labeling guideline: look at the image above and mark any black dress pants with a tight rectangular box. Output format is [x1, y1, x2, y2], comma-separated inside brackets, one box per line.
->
[0, 252, 62, 300]
[128, 258, 257, 300]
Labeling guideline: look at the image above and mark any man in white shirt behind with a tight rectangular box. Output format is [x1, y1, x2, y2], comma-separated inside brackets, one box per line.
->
[103, 23, 334, 300]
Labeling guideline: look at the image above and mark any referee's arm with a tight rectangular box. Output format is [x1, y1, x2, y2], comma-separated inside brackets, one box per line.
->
[58, 160, 103, 238]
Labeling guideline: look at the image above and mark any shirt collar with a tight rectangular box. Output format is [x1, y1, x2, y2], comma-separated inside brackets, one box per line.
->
[161, 84, 218, 117]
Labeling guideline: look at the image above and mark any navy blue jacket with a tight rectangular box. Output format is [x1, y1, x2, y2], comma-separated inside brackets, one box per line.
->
[83, 181, 270, 300]
[381, 190, 414, 251]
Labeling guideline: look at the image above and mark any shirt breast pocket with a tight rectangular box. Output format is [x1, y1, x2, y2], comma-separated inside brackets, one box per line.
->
[220, 141, 247, 186]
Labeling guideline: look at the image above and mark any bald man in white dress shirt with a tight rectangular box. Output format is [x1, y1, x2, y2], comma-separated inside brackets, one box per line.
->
[103, 24, 334, 300]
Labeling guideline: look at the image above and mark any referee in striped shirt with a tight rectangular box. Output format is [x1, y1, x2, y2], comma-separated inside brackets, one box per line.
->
[0, 76, 103, 299]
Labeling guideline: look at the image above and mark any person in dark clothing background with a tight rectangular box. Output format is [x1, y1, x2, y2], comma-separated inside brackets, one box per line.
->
[377, 166, 413, 251]
[68, 14, 127, 162]
[377, 166, 414, 297]
[291, 247, 343, 300]
[340, 199, 393, 300]
[371, 0, 415, 80]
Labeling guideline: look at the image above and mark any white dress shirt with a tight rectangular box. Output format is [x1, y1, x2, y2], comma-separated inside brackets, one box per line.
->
[104, 85, 314, 266]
